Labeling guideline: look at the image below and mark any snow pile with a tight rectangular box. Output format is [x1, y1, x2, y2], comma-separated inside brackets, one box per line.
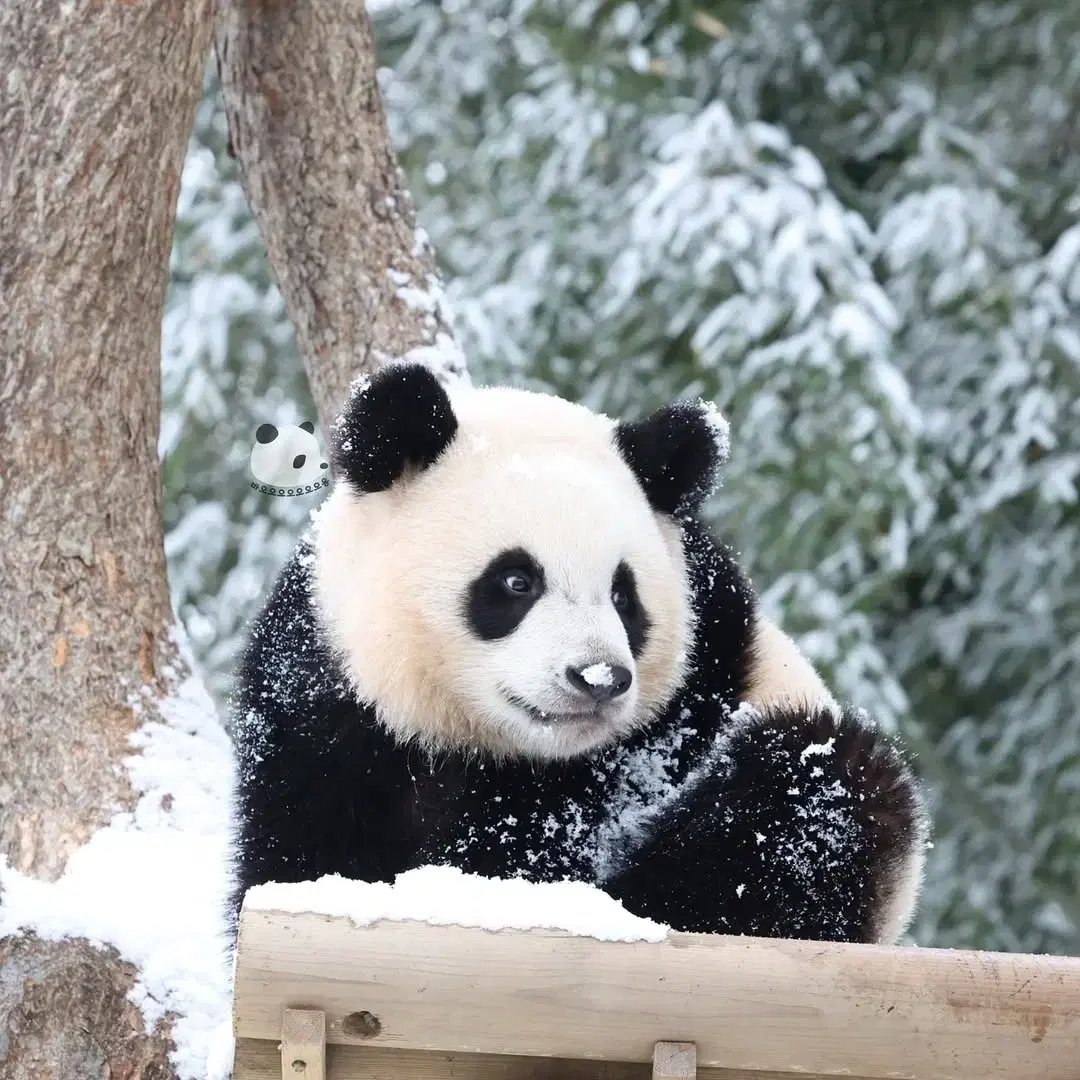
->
[244, 864, 669, 943]
[379, 252, 469, 386]
[0, 626, 236, 1080]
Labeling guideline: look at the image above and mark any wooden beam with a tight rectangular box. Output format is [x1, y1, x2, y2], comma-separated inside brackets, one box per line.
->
[653, 1042, 696, 1079]
[233, 909, 1080, 1079]
[280, 1009, 326, 1080]
[233, 1039, 874, 1080]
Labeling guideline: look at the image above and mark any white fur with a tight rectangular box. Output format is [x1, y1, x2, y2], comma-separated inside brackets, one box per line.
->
[743, 615, 839, 713]
[313, 384, 694, 761]
[872, 798, 929, 944]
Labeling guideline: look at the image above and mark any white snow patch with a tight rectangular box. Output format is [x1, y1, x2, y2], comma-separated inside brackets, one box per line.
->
[244, 865, 668, 943]
[0, 626, 236, 1080]
[799, 737, 836, 763]
[699, 398, 731, 465]
[579, 662, 614, 687]
[592, 723, 706, 881]
[395, 332, 469, 386]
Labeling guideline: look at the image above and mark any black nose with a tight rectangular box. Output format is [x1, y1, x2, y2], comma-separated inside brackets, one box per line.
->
[566, 663, 633, 703]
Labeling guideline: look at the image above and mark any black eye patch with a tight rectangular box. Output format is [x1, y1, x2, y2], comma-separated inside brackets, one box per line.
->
[465, 548, 546, 641]
[612, 561, 650, 659]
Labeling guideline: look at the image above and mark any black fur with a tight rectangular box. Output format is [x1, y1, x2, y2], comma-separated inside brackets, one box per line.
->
[612, 561, 650, 659]
[228, 512, 925, 944]
[603, 702, 923, 941]
[466, 548, 546, 640]
[331, 363, 458, 492]
[614, 400, 727, 517]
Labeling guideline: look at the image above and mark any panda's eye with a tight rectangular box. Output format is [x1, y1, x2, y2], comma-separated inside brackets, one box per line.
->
[501, 571, 534, 596]
[612, 588, 629, 611]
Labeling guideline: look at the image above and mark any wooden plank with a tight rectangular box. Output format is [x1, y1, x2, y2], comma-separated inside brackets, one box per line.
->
[233, 909, 1080, 1079]
[653, 1042, 696, 1079]
[281, 1009, 326, 1080]
[233, 1039, 874, 1080]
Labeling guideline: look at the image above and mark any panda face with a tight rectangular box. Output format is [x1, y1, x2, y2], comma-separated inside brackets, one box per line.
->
[250, 421, 329, 493]
[314, 364, 726, 761]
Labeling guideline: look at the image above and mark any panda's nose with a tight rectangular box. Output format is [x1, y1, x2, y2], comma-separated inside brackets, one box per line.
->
[565, 663, 633, 703]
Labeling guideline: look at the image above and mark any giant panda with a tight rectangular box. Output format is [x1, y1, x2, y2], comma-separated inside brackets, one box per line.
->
[228, 361, 928, 944]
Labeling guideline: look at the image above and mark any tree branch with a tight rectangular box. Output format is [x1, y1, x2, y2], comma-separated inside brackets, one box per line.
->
[215, 0, 468, 429]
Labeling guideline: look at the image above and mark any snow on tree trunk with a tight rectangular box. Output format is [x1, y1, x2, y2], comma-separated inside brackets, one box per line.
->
[215, 0, 468, 424]
[0, 1, 227, 1077]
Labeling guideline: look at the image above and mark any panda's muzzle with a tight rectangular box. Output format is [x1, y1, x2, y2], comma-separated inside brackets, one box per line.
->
[501, 661, 633, 728]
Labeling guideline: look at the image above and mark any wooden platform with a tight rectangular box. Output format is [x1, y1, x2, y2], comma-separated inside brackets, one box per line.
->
[232, 903, 1080, 1079]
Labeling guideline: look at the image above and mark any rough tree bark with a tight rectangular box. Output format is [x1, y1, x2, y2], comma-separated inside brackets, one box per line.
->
[0, 0, 213, 1075]
[215, 0, 467, 427]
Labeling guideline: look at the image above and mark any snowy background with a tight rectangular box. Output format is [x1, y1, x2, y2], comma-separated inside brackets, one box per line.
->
[163, 0, 1080, 958]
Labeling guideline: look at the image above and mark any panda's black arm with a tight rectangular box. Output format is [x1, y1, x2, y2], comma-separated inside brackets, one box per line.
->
[601, 701, 928, 944]
[226, 542, 424, 936]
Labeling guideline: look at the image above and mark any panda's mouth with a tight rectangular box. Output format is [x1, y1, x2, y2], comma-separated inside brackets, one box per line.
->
[502, 692, 604, 727]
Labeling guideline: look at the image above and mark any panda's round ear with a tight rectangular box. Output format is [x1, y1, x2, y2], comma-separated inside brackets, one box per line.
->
[330, 362, 458, 493]
[255, 423, 278, 445]
[299, 420, 315, 434]
[613, 398, 729, 518]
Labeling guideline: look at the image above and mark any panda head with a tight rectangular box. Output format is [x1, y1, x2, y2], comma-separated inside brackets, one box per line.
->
[250, 421, 330, 493]
[313, 362, 728, 760]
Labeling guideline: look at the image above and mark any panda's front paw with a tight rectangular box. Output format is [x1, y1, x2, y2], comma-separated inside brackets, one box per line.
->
[605, 701, 929, 943]
[711, 701, 929, 942]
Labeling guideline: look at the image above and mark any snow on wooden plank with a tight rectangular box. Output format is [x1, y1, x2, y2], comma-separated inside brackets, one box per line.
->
[232, 908, 1080, 1079]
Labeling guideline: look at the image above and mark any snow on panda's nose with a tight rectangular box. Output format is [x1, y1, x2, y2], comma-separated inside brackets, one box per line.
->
[565, 662, 633, 703]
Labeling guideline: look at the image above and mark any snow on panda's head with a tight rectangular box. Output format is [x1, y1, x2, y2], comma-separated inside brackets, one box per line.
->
[250, 421, 330, 494]
[313, 362, 729, 760]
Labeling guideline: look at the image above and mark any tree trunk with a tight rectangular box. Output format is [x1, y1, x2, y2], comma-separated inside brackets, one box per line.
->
[0, 0, 215, 1075]
[215, 0, 468, 428]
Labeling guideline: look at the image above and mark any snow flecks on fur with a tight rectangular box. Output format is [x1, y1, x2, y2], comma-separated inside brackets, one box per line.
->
[230, 546, 351, 789]
[245, 865, 668, 942]
[592, 719, 714, 880]
[0, 625, 235, 1080]
[800, 736, 836, 762]
[769, 756, 861, 886]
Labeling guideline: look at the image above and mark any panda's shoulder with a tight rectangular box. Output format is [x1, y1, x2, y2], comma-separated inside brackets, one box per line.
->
[234, 537, 353, 724]
[678, 517, 754, 601]
[242, 538, 320, 648]
[672, 516, 758, 706]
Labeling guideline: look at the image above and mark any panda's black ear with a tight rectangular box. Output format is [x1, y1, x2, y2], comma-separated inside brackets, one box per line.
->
[255, 423, 278, 445]
[330, 362, 458, 493]
[614, 399, 729, 518]
[298, 420, 315, 434]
